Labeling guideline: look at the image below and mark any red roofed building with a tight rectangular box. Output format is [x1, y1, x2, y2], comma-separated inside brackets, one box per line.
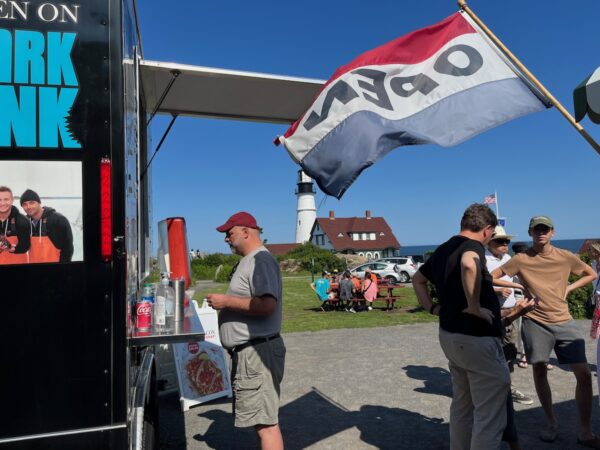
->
[579, 239, 600, 255]
[310, 210, 401, 260]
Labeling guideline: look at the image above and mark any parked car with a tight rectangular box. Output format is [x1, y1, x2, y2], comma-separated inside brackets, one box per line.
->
[408, 255, 425, 268]
[374, 257, 418, 282]
[348, 261, 401, 284]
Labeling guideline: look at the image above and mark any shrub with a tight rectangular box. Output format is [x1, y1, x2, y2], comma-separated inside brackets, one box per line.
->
[215, 264, 234, 283]
[191, 262, 216, 281]
[191, 253, 241, 281]
[283, 242, 345, 273]
[567, 253, 593, 319]
[201, 253, 240, 267]
[427, 281, 438, 303]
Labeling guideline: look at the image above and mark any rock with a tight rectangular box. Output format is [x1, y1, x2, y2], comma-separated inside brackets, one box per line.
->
[336, 254, 367, 268]
[280, 258, 303, 273]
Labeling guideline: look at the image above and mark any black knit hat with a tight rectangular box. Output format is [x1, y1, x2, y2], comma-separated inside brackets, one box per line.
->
[20, 189, 41, 205]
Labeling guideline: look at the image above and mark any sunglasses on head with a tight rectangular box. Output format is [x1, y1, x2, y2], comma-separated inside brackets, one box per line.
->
[493, 239, 511, 245]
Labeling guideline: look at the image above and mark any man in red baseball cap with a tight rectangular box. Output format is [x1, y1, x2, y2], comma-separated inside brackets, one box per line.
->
[207, 211, 285, 450]
[215, 211, 259, 233]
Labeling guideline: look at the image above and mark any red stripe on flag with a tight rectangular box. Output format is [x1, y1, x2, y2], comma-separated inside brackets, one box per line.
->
[484, 195, 496, 204]
[332, 13, 474, 78]
[282, 12, 475, 140]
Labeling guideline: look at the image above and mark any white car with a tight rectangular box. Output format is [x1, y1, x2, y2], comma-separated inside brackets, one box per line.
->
[374, 257, 418, 283]
[348, 261, 401, 284]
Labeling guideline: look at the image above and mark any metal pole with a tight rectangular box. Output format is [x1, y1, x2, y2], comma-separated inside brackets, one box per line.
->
[147, 69, 181, 126]
[457, 0, 600, 156]
[495, 190, 500, 218]
[141, 114, 178, 180]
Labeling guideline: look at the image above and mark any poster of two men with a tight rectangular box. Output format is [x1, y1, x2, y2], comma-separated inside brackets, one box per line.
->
[0, 161, 83, 265]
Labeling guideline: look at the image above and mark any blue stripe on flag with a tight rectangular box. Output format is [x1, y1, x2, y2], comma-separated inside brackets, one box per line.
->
[301, 77, 547, 198]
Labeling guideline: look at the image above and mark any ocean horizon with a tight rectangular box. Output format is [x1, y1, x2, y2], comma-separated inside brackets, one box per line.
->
[400, 238, 590, 257]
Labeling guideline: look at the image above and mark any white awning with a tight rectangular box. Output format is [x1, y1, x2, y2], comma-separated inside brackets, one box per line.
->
[139, 60, 325, 124]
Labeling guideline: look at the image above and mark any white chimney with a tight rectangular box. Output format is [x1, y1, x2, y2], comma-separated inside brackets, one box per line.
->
[295, 170, 316, 243]
[366, 210, 372, 219]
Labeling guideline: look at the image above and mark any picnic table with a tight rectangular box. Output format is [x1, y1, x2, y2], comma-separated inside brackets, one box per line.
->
[329, 282, 405, 311]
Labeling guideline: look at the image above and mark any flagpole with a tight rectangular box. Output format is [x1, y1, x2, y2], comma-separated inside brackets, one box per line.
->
[457, 0, 600, 156]
[495, 190, 500, 218]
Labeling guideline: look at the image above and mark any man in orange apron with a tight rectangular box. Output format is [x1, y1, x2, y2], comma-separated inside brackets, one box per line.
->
[20, 189, 74, 263]
[0, 186, 30, 265]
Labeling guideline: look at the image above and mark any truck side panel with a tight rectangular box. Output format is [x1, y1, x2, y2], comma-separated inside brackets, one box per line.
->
[0, 0, 127, 445]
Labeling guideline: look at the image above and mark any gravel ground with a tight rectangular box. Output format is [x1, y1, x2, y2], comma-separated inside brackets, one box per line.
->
[160, 320, 600, 450]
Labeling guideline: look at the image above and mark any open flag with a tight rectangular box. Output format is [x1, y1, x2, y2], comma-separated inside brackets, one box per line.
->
[277, 11, 551, 199]
[484, 193, 496, 204]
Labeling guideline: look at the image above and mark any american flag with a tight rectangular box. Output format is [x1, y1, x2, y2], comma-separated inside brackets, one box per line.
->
[484, 194, 496, 204]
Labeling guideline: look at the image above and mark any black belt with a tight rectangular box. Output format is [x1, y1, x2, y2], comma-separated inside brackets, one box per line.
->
[228, 333, 280, 355]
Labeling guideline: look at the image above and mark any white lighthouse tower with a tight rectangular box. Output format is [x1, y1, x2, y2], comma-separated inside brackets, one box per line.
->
[295, 170, 317, 243]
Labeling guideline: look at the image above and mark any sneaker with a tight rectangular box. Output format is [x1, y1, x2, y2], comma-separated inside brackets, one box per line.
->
[348, 307, 356, 313]
[367, 306, 373, 311]
[511, 389, 533, 405]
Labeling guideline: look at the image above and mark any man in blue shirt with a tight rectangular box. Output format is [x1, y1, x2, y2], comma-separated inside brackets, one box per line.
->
[311, 271, 331, 310]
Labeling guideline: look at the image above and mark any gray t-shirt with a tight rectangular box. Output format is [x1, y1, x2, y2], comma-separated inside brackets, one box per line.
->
[219, 246, 282, 349]
[339, 278, 354, 300]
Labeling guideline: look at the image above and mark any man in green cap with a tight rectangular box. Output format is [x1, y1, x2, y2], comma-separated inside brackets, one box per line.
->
[492, 215, 599, 447]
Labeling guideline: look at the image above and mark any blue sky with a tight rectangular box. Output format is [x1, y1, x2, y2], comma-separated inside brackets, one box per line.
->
[138, 1, 600, 253]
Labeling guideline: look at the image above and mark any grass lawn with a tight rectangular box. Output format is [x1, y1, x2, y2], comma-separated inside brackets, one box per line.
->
[194, 275, 437, 333]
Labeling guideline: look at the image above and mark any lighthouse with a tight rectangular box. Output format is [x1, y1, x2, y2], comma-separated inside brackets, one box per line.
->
[295, 170, 316, 243]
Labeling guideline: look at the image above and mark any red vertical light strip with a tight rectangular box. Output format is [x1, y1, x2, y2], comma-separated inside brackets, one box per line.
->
[100, 158, 112, 262]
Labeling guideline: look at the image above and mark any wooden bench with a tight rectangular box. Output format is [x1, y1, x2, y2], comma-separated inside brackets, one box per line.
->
[348, 296, 404, 310]
[327, 283, 405, 311]
[341, 294, 405, 311]
[323, 297, 342, 311]
[375, 285, 405, 310]
[374, 295, 405, 310]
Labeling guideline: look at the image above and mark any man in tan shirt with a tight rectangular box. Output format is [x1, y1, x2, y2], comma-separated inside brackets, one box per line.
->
[492, 215, 598, 447]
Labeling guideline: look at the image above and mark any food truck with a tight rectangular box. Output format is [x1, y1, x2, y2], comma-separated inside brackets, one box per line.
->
[0, 0, 322, 448]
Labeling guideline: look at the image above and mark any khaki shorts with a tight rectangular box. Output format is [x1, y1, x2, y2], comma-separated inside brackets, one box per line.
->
[231, 337, 286, 427]
[502, 321, 519, 367]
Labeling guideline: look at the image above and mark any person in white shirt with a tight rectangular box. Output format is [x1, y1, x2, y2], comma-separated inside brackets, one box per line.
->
[486, 226, 533, 407]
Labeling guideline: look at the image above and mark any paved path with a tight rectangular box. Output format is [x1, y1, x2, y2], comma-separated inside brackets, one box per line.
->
[160, 320, 600, 449]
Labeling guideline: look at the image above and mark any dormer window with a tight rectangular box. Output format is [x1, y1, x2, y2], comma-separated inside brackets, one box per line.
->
[351, 232, 378, 240]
